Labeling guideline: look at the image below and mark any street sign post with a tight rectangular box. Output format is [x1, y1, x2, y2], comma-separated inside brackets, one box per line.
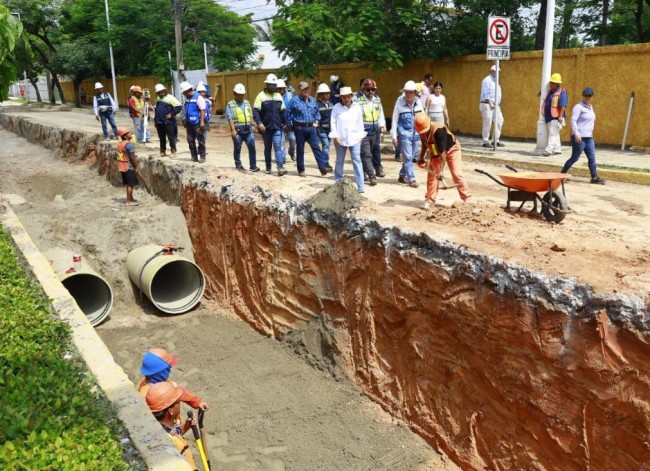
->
[487, 16, 510, 151]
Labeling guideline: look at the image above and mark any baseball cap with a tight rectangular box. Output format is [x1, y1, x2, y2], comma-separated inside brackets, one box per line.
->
[582, 87, 595, 96]
[490, 65, 500, 72]
[298, 81, 310, 90]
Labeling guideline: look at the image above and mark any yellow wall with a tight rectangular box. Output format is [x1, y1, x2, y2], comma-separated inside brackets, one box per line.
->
[60, 76, 169, 107]
[62, 43, 650, 146]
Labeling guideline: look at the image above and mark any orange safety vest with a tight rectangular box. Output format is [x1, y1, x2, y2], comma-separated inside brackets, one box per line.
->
[116, 140, 131, 172]
[542, 86, 565, 118]
[421, 122, 456, 158]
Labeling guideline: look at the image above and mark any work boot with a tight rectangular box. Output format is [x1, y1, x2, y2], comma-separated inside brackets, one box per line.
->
[191, 155, 199, 162]
[369, 177, 377, 186]
[482, 142, 492, 148]
[408, 180, 419, 188]
[374, 165, 385, 177]
[320, 167, 332, 176]
[290, 153, 296, 162]
[250, 167, 260, 172]
[170, 149, 177, 157]
[278, 166, 287, 176]
[160, 151, 166, 158]
[237, 166, 246, 173]
[590, 176, 605, 185]
[298, 171, 306, 177]
[398, 175, 408, 184]
[265, 166, 272, 174]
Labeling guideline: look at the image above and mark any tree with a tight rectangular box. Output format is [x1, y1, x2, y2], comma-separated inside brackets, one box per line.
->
[0, 5, 23, 101]
[50, 39, 105, 106]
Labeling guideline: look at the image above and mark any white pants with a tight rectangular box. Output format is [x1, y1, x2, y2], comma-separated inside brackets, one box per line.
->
[480, 103, 503, 143]
[545, 120, 562, 153]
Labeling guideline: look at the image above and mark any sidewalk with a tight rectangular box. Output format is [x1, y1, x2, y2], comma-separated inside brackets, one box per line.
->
[454, 134, 650, 185]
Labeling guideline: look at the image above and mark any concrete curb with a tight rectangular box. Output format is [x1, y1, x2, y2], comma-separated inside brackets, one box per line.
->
[462, 150, 650, 186]
[0, 202, 191, 471]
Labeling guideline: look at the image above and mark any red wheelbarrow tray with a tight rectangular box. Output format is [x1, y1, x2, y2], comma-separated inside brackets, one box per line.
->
[497, 171, 569, 193]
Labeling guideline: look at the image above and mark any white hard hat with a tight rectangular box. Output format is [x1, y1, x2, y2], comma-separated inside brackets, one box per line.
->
[196, 84, 207, 92]
[94, 82, 104, 89]
[275, 79, 286, 89]
[316, 83, 331, 94]
[329, 75, 339, 83]
[264, 73, 278, 84]
[233, 83, 246, 94]
[154, 84, 166, 93]
[180, 81, 193, 93]
[402, 80, 418, 91]
[129, 85, 135, 92]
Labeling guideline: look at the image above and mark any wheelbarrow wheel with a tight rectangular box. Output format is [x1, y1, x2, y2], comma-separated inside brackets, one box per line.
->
[542, 190, 567, 223]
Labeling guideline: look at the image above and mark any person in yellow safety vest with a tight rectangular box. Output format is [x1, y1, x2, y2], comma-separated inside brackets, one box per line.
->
[414, 114, 471, 210]
[128, 86, 152, 143]
[138, 347, 209, 411]
[354, 79, 387, 184]
[542, 73, 568, 156]
[226, 83, 260, 172]
[146, 382, 199, 471]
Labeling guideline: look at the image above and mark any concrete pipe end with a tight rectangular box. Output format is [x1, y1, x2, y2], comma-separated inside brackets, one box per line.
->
[148, 259, 205, 314]
[61, 273, 114, 326]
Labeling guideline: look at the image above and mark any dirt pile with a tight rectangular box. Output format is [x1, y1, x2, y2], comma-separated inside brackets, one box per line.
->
[306, 178, 363, 214]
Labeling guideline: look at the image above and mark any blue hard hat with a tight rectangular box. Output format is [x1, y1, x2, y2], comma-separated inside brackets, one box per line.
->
[140, 351, 171, 376]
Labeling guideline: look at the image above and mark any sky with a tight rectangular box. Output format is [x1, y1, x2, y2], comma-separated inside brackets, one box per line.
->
[217, 0, 278, 23]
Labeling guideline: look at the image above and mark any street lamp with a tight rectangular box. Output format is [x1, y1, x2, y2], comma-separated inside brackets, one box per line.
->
[103, 0, 119, 109]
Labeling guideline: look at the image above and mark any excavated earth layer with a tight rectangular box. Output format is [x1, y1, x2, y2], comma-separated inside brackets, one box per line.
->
[3, 112, 650, 470]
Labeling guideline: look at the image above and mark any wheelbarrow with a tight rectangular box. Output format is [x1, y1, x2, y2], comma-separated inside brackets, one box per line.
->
[475, 165, 570, 223]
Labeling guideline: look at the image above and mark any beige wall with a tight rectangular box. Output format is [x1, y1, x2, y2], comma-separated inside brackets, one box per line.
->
[63, 43, 650, 146]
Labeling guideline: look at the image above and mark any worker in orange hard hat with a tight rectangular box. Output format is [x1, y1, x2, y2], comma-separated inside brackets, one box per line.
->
[138, 347, 208, 411]
[116, 127, 140, 206]
[414, 114, 471, 210]
[146, 382, 198, 469]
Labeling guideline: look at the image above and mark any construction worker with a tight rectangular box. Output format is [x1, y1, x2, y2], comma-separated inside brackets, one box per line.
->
[329, 86, 366, 193]
[115, 128, 140, 206]
[139, 347, 209, 410]
[329, 75, 344, 105]
[153, 84, 182, 158]
[276, 79, 296, 162]
[93, 82, 118, 141]
[286, 81, 332, 177]
[253, 73, 287, 175]
[480, 64, 504, 148]
[316, 83, 333, 160]
[180, 81, 207, 163]
[391, 80, 425, 188]
[226, 83, 259, 172]
[196, 83, 212, 133]
[146, 382, 198, 470]
[128, 86, 151, 143]
[542, 73, 568, 156]
[355, 78, 387, 184]
[414, 114, 471, 210]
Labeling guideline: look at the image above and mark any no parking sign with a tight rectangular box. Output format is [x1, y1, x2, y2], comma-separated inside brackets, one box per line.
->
[487, 17, 510, 60]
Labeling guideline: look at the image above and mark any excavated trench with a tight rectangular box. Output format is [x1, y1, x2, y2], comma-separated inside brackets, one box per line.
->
[3, 112, 650, 470]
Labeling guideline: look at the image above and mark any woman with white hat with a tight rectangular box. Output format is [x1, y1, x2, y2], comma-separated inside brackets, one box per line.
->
[329, 86, 366, 193]
[391, 80, 425, 188]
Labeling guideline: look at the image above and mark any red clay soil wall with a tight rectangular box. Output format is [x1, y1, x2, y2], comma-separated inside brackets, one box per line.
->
[182, 187, 650, 470]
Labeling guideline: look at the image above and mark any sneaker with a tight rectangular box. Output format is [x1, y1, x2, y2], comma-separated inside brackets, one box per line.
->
[290, 153, 296, 162]
[482, 142, 492, 148]
[590, 176, 606, 185]
[265, 167, 272, 174]
[552, 151, 562, 155]
[408, 180, 419, 188]
[191, 157, 199, 162]
[278, 166, 288, 176]
[325, 165, 333, 172]
[496, 142, 505, 147]
[358, 189, 365, 194]
[422, 201, 431, 210]
[298, 172, 307, 177]
[198, 158, 206, 163]
[542, 151, 552, 156]
[237, 166, 246, 173]
[320, 167, 331, 176]
[369, 177, 377, 186]
[395, 155, 402, 162]
[375, 166, 385, 177]
[250, 167, 260, 172]
[398, 175, 408, 184]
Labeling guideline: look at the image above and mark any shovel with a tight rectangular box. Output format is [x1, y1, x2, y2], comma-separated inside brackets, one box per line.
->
[198, 409, 211, 471]
[188, 411, 210, 471]
[421, 151, 459, 190]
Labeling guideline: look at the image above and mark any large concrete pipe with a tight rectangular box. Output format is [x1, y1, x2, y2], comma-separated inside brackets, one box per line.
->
[126, 244, 205, 314]
[46, 248, 113, 326]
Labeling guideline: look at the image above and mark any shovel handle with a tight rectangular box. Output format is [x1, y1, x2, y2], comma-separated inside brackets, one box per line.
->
[198, 408, 205, 429]
[187, 411, 201, 440]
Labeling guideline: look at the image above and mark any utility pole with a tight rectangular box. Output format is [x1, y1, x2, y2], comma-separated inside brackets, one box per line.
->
[174, 0, 185, 81]
[104, 0, 119, 109]
[533, 0, 555, 154]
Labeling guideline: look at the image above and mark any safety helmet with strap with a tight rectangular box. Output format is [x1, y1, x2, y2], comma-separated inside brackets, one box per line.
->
[146, 381, 182, 413]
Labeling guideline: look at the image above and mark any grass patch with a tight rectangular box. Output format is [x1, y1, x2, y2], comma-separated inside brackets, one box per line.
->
[0, 228, 135, 469]
[598, 163, 650, 174]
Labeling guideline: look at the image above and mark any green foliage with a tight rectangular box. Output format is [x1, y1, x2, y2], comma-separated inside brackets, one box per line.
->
[0, 229, 127, 470]
[51, 38, 105, 85]
[0, 4, 23, 101]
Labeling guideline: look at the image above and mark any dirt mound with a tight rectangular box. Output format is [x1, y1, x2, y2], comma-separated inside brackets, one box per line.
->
[306, 178, 363, 214]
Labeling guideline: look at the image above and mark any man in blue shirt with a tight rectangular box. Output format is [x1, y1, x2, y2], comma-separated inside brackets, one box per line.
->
[286, 82, 332, 176]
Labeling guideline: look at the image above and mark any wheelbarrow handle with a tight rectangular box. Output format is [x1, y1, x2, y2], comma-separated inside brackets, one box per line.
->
[474, 168, 509, 188]
[504, 164, 518, 173]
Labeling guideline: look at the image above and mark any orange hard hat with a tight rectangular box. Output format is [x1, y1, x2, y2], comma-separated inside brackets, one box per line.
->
[414, 113, 431, 134]
[146, 381, 182, 413]
[132, 86, 143, 93]
[117, 127, 130, 137]
[149, 347, 178, 367]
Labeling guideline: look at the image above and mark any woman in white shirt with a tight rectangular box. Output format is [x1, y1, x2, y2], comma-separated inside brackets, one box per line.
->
[425, 82, 449, 127]
[329, 87, 366, 193]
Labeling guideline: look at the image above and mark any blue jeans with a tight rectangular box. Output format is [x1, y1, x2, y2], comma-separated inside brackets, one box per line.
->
[334, 142, 364, 192]
[99, 111, 118, 139]
[283, 130, 296, 158]
[132, 117, 151, 142]
[294, 125, 328, 172]
[233, 131, 257, 169]
[562, 135, 597, 177]
[398, 135, 419, 182]
[262, 129, 285, 169]
[318, 131, 331, 160]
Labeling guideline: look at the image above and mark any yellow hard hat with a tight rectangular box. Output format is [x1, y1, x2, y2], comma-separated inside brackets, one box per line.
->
[549, 73, 562, 84]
